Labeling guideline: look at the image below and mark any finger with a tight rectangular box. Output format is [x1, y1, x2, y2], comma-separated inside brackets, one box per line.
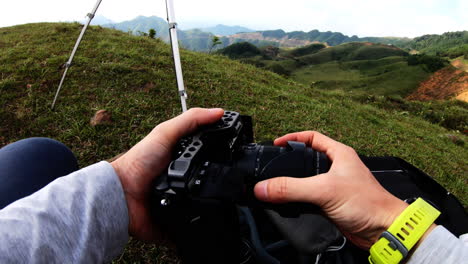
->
[254, 175, 330, 205]
[154, 108, 224, 144]
[274, 131, 343, 161]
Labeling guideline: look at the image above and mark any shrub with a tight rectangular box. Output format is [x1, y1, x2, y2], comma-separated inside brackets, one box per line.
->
[148, 29, 156, 39]
[218, 42, 262, 59]
[289, 43, 326, 57]
[267, 63, 291, 76]
[407, 54, 447, 72]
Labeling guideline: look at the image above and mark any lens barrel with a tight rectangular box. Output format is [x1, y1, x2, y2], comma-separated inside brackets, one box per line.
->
[235, 141, 330, 183]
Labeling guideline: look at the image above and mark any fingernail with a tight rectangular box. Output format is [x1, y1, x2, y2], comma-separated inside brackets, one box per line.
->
[255, 181, 269, 200]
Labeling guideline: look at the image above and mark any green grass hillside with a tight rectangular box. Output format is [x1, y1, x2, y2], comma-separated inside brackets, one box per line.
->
[293, 56, 430, 96]
[1, 23, 467, 262]
[402, 31, 468, 58]
[219, 42, 443, 97]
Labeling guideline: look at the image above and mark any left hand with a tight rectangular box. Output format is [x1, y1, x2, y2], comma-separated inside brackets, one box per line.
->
[254, 131, 408, 249]
[111, 108, 225, 241]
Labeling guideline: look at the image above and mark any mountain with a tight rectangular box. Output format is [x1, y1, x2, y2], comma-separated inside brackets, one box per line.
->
[102, 16, 170, 40]
[101, 16, 467, 57]
[102, 16, 412, 52]
[222, 29, 412, 48]
[89, 15, 114, 26]
[102, 16, 215, 51]
[1, 22, 467, 262]
[197, 24, 255, 36]
[178, 29, 214, 51]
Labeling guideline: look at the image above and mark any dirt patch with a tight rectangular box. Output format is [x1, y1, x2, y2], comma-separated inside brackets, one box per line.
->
[451, 59, 468, 72]
[456, 91, 468, 101]
[407, 66, 468, 102]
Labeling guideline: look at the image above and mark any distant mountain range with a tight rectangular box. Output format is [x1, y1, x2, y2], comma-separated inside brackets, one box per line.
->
[102, 16, 170, 40]
[196, 24, 255, 36]
[101, 16, 258, 51]
[89, 15, 114, 26]
[101, 16, 254, 39]
[99, 16, 467, 56]
[224, 29, 412, 48]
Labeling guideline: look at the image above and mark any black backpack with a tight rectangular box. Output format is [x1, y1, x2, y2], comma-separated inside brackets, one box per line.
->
[239, 157, 468, 264]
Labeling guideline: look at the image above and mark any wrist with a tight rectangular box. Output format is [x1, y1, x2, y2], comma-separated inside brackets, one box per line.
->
[111, 158, 136, 233]
[369, 198, 440, 264]
[370, 197, 409, 246]
[111, 158, 127, 187]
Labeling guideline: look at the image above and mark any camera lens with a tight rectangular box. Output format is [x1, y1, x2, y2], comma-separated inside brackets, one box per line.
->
[234, 142, 329, 183]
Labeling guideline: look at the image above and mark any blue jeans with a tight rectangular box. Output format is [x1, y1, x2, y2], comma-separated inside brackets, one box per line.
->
[0, 138, 78, 209]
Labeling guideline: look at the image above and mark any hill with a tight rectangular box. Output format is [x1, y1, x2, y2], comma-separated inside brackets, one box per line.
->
[102, 16, 414, 52]
[102, 15, 170, 40]
[218, 42, 441, 97]
[402, 31, 468, 58]
[101, 17, 468, 58]
[0, 23, 467, 262]
[102, 16, 219, 52]
[407, 66, 468, 101]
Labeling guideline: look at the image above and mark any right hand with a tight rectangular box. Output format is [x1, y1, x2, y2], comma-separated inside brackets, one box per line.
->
[254, 131, 409, 249]
[111, 108, 225, 242]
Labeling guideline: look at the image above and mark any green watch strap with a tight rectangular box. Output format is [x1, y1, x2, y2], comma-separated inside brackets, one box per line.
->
[368, 198, 440, 264]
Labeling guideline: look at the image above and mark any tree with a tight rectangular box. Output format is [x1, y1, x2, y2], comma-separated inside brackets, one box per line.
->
[149, 29, 156, 39]
[209, 36, 222, 54]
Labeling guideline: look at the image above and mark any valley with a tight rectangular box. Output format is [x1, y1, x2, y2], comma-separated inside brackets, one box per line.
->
[0, 22, 466, 263]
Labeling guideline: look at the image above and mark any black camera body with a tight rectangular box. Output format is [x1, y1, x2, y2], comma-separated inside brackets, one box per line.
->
[152, 111, 330, 263]
[154, 110, 329, 207]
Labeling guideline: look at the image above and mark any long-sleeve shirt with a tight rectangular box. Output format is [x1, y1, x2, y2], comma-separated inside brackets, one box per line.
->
[0, 161, 466, 263]
[0, 162, 128, 263]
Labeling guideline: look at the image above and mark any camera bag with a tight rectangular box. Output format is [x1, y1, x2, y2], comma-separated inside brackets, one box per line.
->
[247, 156, 467, 264]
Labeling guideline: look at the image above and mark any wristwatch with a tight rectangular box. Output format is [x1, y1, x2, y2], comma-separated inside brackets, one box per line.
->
[368, 198, 440, 264]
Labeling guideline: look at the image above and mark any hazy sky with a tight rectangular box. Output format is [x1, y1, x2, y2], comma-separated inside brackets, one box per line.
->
[0, 0, 466, 38]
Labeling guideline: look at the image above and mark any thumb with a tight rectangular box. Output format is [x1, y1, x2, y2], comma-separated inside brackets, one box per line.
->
[254, 175, 328, 204]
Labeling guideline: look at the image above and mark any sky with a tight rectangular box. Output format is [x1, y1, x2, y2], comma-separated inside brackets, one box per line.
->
[0, 0, 466, 38]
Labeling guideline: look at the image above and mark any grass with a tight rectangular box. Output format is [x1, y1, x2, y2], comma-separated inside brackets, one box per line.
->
[293, 57, 431, 96]
[226, 42, 433, 97]
[1, 23, 467, 263]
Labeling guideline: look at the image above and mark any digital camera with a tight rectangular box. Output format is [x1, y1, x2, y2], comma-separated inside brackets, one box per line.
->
[152, 110, 330, 263]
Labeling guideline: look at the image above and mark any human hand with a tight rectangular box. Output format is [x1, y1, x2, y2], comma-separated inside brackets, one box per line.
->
[254, 131, 409, 249]
[111, 108, 225, 241]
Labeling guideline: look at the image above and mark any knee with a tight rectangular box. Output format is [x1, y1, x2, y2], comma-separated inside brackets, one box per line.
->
[1, 137, 78, 171]
[30, 138, 78, 168]
[22, 137, 71, 153]
[0, 138, 79, 209]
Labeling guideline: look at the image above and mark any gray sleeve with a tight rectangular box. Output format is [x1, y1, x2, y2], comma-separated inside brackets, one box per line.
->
[407, 226, 468, 264]
[0, 161, 129, 264]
